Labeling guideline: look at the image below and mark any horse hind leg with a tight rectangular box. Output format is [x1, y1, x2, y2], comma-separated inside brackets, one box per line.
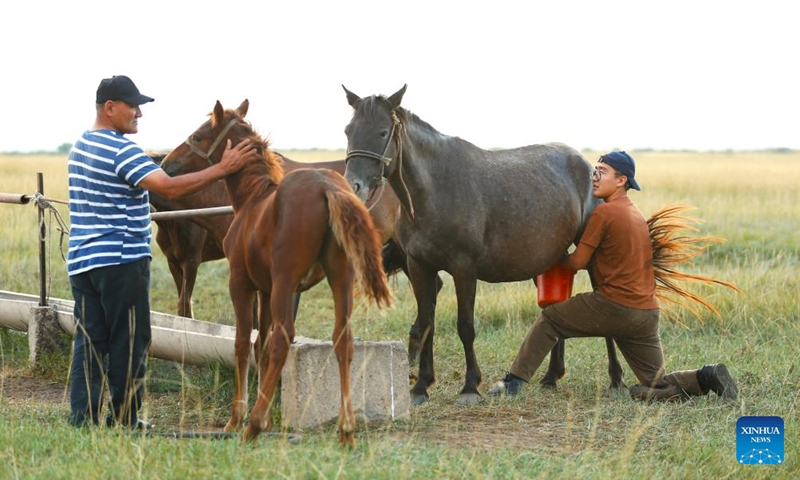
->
[605, 337, 626, 391]
[539, 337, 567, 389]
[332, 282, 356, 448]
[320, 245, 357, 447]
[538, 338, 626, 392]
[243, 284, 296, 442]
[451, 272, 482, 406]
[253, 290, 274, 398]
[242, 332, 290, 442]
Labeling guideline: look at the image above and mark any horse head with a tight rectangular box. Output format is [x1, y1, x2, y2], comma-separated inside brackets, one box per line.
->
[342, 84, 407, 202]
[162, 99, 253, 177]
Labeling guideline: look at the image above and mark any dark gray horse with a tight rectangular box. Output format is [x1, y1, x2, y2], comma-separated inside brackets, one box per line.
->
[342, 84, 622, 405]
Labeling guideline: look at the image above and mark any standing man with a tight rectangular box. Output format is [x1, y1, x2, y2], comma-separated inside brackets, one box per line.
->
[67, 75, 257, 428]
[489, 151, 738, 402]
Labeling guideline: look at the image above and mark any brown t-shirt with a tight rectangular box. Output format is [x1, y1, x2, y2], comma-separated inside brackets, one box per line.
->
[579, 195, 658, 309]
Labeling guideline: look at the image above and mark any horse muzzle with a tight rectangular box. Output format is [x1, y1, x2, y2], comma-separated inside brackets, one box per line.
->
[344, 171, 379, 202]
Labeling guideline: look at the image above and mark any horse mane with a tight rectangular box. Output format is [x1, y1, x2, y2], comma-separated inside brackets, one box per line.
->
[648, 204, 740, 326]
[212, 108, 284, 189]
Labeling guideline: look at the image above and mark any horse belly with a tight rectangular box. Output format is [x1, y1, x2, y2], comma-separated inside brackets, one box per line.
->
[297, 264, 326, 292]
[475, 220, 578, 282]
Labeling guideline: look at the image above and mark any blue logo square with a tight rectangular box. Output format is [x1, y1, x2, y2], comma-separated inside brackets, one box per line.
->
[737, 416, 784, 465]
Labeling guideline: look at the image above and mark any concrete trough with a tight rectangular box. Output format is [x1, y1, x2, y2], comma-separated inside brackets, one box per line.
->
[0, 290, 410, 429]
[0, 290, 247, 369]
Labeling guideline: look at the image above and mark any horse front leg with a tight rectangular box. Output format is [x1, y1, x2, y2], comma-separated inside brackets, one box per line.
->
[539, 337, 567, 389]
[451, 271, 481, 405]
[225, 277, 256, 432]
[177, 257, 200, 319]
[176, 225, 207, 318]
[386, 241, 424, 369]
[407, 272, 444, 369]
[254, 290, 273, 396]
[407, 258, 439, 406]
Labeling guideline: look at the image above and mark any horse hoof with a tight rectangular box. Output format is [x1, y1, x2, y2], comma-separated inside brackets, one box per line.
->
[609, 380, 628, 390]
[338, 431, 356, 449]
[223, 420, 241, 432]
[457, 392, 482, 406]
[242, 426, 260, 442]
[538, 378, 558, 390]
[608, 385, 630, 400]
[411, 392, 429, 406]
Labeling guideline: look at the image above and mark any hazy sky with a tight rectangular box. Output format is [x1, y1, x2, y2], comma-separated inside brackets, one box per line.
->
[2, 1, 797, 153]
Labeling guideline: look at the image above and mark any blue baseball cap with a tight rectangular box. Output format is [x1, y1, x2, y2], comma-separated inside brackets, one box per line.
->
[599, 151, 641, 191]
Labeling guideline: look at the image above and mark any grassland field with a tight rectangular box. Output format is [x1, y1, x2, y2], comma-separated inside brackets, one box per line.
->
[0, 150, 797, 479]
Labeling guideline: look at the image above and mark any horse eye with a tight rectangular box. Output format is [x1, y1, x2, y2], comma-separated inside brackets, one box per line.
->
[380, 130, 389, 138]
[192, 135, 202, 143]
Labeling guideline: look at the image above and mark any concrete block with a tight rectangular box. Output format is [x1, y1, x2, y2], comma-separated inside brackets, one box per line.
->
[28, 306, 69, 365]
[281, 338, 410, 431]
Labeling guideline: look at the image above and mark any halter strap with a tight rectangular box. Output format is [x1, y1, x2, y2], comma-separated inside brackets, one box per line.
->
[345, 149, 392, 166]
[183, 117, 240, 166]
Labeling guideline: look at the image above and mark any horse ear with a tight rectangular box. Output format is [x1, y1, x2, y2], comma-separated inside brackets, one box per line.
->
[387, 84, 407, 110]
[213, 101, 225, 124]
[237, 99, 249, 118]
[342, 85, 361, 107]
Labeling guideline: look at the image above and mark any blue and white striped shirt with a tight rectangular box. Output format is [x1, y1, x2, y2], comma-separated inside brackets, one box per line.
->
[67, 130, 161, 276]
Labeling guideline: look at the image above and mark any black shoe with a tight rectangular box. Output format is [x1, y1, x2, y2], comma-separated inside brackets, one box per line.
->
[68, 413, 99, 429]
[488, 372, 525, 397]
[106, 416, 154, 431]
[699, 363, 738, 401]
[134, 419, 154, 431]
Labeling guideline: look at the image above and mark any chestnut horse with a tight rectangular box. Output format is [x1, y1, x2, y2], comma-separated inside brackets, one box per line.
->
[150, 153, 403, 319]
[342, 85, 623, 405]
[153, 149, 442, 368]
[162, 100, 392, 446]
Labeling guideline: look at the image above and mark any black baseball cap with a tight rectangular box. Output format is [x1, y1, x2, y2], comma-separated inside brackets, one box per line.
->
[96, 75, 155, 105]
[598, 151, 641, 191]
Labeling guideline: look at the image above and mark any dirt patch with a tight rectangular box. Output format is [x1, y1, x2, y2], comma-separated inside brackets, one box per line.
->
[0, 373, 68, 405]
[0, 372, 592, 452]
[381, 404, 590, 453]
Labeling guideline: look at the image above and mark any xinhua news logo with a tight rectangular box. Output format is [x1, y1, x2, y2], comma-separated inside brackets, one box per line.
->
[737, 416, 784, 465]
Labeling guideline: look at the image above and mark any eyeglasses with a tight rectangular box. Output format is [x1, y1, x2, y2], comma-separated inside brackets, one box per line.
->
[592, 168, 623, 182]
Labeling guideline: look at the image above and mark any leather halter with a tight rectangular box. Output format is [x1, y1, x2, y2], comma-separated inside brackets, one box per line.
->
[344, 112, 398, 168]
[183, 118, 239, 166]
[344, 111, 415, 218]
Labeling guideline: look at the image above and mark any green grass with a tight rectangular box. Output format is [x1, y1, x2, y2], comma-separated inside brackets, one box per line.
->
[1, 151, 798, 479]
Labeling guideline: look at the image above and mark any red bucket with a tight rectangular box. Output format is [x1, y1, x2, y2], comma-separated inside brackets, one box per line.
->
[536, 264, 575, 308]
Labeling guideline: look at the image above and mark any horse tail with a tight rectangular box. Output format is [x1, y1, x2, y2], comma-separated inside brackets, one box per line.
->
[326, 188, 394, 309]
[648, 204, 740, 325]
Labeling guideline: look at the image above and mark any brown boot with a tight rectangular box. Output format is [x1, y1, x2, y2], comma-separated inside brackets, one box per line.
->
[698, 363, 738, 400]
